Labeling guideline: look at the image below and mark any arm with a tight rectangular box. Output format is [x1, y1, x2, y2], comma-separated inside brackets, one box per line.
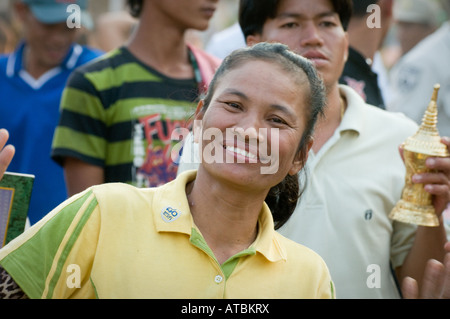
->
[52, 69, 108, 196]
[64, 157, 105, 196]
[397, 137, 450, 291]
[0, 129, 15, 180]
[402, 242, 450, 299]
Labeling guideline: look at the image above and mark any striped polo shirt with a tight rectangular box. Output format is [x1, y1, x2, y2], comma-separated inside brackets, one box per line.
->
[51, 46, 204, 187]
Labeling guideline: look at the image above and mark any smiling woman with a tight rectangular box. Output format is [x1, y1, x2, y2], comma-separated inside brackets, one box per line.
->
[0, 42, 333, 299]
[192, 42, 326, 230]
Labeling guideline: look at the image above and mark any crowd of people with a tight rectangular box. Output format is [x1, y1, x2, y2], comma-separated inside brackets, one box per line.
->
[0, 0, 449, 299]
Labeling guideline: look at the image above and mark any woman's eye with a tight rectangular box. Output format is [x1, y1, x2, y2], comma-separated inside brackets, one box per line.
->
[225, 102, 241, 109]
[269, 117, 288, 125]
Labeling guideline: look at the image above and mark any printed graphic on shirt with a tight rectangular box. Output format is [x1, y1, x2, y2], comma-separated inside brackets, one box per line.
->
[364, 209, 373, 221]
[342, 76, 367, 101]
[161, 206, 182, 223]
[131, 104, 192, 188]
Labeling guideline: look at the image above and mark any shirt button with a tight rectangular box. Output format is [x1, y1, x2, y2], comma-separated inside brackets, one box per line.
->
[214, 275, 223, 284]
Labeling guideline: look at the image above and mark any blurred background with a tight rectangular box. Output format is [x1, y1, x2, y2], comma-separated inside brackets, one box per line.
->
[0, 0, 240, 54]
[0, 0, 449, 70]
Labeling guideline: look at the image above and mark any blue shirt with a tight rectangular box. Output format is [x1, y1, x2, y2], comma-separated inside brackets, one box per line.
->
[0, 42, 103, 224]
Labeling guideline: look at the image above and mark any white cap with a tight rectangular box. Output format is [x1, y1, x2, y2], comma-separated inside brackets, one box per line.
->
[394, 0, 442, 26]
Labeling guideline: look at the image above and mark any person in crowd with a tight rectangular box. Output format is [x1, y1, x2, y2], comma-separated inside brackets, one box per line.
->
[51, 0, 221, 197]
[0, 0, 102, 225]
[338, 0, 393, 109]
[388, 2, 450, 137]
[0, 12, 20, 54]
[205, 22, 246, 59]
[393, 0, 442, 57]
[0, 42, 335, 299]
[0, 129, 14, 180]
[179, 0, 450, 298]
[90, 10, 137, 52]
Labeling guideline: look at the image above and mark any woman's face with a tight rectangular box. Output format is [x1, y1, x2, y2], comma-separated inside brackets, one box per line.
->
[195, 59, 312, 191]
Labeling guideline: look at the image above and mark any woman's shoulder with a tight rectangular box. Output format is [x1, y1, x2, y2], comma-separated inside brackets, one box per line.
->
[274, 231, 328, 268]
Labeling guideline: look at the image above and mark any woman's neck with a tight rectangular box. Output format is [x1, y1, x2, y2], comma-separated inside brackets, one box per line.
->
[186, 168, 264, 264]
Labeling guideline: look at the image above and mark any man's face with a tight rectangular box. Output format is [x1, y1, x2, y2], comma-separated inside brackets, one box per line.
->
[18, 4, 78, 70]
[247, 0, 349, 89]
[148, 0, 219, 31]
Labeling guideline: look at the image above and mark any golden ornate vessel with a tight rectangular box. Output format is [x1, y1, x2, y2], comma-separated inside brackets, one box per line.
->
[389, 84, 449, 227]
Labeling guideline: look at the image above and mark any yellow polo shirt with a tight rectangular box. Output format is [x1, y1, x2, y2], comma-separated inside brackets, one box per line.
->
[0, 171, 334, 299]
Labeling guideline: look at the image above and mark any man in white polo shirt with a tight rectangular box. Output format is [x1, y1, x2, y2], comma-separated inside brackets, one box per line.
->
[388, 2, 450, 137]
[179, 0, 450, 298]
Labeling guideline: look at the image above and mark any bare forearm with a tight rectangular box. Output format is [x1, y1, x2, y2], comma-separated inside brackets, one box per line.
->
[64, 157, 105, 196]
[399, 217, 448, 287]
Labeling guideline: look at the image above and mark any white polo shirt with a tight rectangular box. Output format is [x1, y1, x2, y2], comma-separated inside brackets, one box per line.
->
[279, 85, 419, 298]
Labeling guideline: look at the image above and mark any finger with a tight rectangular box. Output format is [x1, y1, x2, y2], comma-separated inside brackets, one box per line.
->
[413, 171, 448, 184]
[444, 241, 450, 254]
[398, 143, 405, 161]
[413, 172, 449, 200]
[441, 252, 450, 299]
[423, 183, 449, 195]
[0, 144, 15, 177]
[420, 259, 445, 299]
[441, 136, 450, 148]
[425, 157, 450, 172]
[0, 128, 9, 149]
[402, 277, 419, 299]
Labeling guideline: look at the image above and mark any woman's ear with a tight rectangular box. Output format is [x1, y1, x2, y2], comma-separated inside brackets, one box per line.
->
[193, 100, 204, 144]
[288, 137, 313, 175]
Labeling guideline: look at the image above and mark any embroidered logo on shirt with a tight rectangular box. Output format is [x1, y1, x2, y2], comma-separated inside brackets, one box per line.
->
[364, 209, 373, 220]
[343, 76, 367, 101]
[161, 206, 181, 223]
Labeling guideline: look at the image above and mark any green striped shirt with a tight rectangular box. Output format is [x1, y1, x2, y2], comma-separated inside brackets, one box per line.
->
[51, 47, 200, 187]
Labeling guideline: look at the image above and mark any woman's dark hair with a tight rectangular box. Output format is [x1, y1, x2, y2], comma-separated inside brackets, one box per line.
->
[239, 0, 353, 39]
[200, 42, 326, 229]
[127, 0, 143, 18]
